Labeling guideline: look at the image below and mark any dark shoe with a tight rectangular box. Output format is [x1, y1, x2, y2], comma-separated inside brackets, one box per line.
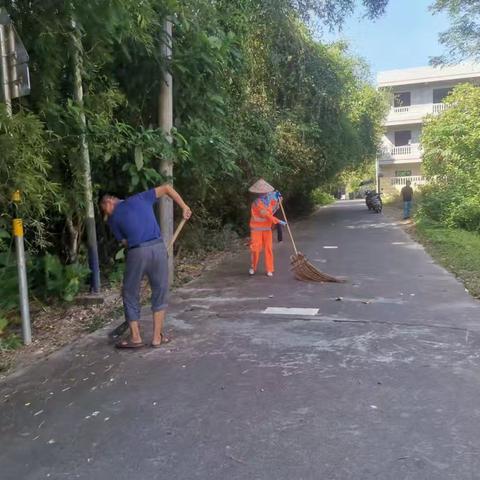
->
[115, 339, 145, 349]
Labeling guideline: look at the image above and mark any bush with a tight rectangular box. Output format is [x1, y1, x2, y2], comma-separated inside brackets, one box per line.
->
[420, 84, 480, 232]
[0, 253, 90, 321]
[32, 254, 90, 302]
[311, 189, 335, 206]
[446, 196, 480, 233]
[0, 252, 20, 314]
[416, 184, 453, 223]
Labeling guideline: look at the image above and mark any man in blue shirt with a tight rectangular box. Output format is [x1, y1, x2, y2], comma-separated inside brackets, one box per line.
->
[100, 185, 191, 349]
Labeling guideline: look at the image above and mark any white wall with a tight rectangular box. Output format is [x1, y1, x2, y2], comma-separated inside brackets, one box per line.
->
[382, 125, 422, 149]
[391, 79, 478, 108]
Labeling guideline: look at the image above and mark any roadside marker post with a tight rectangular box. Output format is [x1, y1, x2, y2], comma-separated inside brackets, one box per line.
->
[11, 191, 32, 345]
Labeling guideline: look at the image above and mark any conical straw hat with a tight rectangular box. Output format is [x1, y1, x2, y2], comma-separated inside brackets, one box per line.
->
[248, 178, 275, 194]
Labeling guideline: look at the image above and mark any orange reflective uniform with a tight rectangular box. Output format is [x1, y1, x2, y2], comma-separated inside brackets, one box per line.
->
[250, 193, 280, 273]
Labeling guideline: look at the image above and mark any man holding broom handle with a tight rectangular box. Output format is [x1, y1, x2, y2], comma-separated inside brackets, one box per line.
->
[100, 185, 191, 349]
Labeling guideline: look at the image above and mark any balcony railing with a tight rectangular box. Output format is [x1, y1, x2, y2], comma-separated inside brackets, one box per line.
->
[379, 143, 422, 163]
[391, 145, 412, 155]
[386, 103, 449, 123]
[393, 106, 410, 113]
[391, 176, 427, 186]
[432, 103, 448, 113]
[381, 143, 421, 156]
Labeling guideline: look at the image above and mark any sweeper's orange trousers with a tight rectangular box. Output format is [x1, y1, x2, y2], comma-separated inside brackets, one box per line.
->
[250, 229, 274, 273]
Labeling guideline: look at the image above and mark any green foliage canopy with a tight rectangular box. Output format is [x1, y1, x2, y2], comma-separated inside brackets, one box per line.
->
[420, 84, 480, 231]
[0, 0, 387, 254]
[431, 0, 480, 63]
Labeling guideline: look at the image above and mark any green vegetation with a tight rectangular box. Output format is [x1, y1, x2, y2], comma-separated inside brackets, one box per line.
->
[311, 189, 335, 206]
[333, 160, 376, 196]
[420, 84, 480, 232]
[431, 0, 480, 64]
[415, 218, 480, 298]
[0, 0, 388, 332]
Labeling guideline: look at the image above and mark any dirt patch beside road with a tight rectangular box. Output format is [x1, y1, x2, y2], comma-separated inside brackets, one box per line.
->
[0, 241, 243, 378]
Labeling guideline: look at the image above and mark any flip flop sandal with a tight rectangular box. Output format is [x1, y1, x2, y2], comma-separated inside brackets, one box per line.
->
[151, 333, 171, 348]
[115, 339, 145, 349]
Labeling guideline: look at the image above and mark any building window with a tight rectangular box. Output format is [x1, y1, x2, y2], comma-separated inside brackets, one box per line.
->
[395, 170, 412, 177]
[394, 130, 412, 146]
[394, 92, 411, 108]
[433, 87, 453, 104]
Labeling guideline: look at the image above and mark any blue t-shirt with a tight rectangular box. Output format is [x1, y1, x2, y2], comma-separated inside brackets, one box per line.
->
[108, 189, 162, 248]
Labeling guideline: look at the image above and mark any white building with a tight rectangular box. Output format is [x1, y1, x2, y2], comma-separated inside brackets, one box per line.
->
[377, 63, 480, 195]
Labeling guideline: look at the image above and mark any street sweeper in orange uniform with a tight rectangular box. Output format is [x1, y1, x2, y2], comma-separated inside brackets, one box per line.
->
[248, 179, 286, 277]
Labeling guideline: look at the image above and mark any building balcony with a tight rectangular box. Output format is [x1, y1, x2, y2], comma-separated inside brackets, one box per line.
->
[379, 143, 422, 164]
[384, 103, 447, 126]
[390, 175, 427, 187]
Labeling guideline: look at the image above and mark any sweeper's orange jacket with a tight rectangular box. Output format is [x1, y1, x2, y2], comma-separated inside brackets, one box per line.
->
[249, 194, 281, 273]
[249, 194, 281, 231]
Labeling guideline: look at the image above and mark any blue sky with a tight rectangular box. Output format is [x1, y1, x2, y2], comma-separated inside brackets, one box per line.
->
[322, 0, 451, 76]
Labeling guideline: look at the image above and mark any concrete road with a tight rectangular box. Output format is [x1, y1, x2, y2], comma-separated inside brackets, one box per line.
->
[2, 200, 480, 480]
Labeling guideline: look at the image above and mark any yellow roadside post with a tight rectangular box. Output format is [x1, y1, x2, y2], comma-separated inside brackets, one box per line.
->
[11, 190, 31, 345]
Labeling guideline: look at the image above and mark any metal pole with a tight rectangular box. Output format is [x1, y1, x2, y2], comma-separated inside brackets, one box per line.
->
[375, 154, 380, 193]
[0, 22, 11, 115]
[159, 18, 174, 285]
[12, 192, 31, 345]
[7, 23, 18, 99]
[71, 19, 101, 293]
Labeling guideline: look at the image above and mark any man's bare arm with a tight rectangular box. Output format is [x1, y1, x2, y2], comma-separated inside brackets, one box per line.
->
[155, 184, 192, 220]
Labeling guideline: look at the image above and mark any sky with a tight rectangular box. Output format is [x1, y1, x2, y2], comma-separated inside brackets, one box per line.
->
[322, 0, 451, 77]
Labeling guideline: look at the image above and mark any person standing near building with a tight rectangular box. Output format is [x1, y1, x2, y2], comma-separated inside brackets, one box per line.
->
[401, 180, 414, 219]
[100, 185, 191, 349]
[248, 179, 286, 277]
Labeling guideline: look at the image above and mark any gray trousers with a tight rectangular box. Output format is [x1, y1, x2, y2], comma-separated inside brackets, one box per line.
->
[123, 240, 169, 322]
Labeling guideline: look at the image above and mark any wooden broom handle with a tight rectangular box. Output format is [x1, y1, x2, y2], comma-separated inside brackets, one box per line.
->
[279, 199, 298, 255]
[167, 218, 188, 253]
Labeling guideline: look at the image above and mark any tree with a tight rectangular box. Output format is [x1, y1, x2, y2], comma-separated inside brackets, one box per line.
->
[0, 107, 59, 251]
[431, 0, 480, 64]
[420, 83, 480, 231]
[0, 0, 388, 269]
[271, 0, 389, 24]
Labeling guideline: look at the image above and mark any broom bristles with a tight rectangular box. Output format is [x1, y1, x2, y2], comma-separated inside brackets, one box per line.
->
[290, 253, 345, 283]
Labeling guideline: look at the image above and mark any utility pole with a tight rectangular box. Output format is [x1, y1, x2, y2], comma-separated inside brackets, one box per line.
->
[0, 8, 32, 344]
[158, 18, 174, 284]
[71, 18, 101, 293]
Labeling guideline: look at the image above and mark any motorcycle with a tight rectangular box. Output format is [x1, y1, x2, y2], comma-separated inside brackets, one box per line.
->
[365, 190, 382, 213]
